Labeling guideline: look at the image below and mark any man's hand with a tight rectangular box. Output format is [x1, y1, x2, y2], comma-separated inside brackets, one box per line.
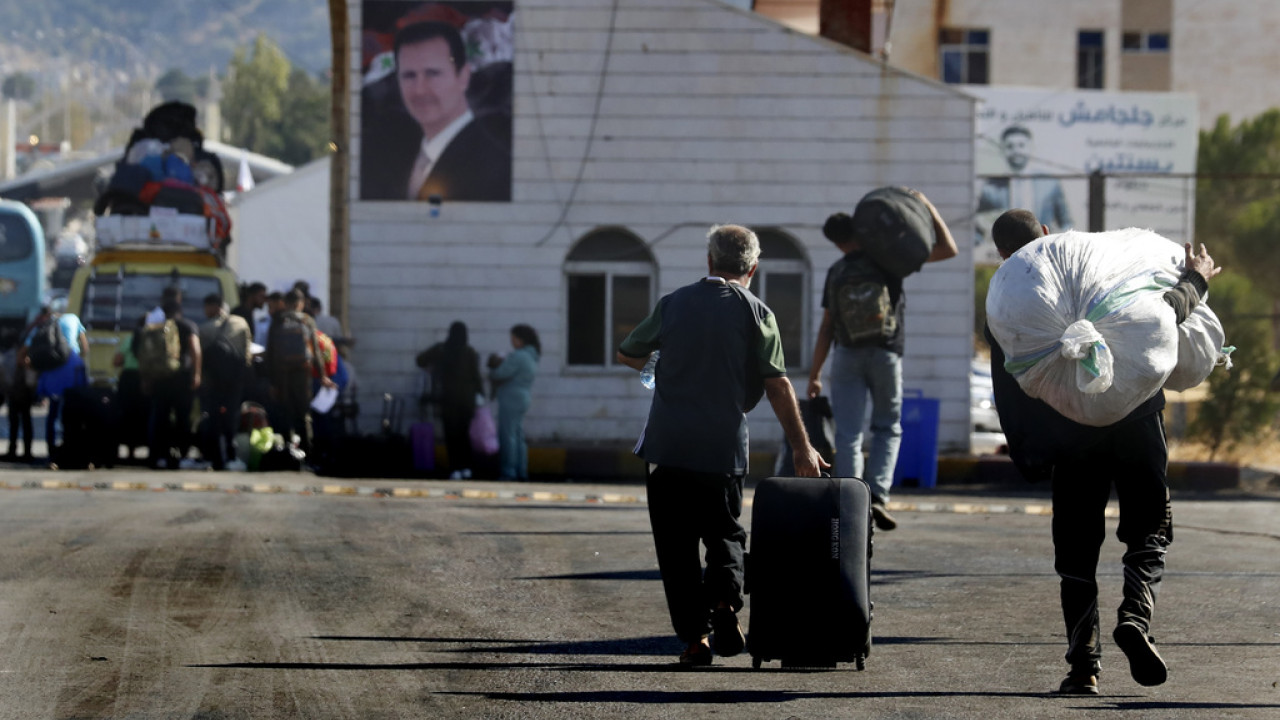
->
[321, 377, 337, 390]
[791, 443, 830, 478]
[807, 378, 823, 399]
[1184, 243, 1222, 280]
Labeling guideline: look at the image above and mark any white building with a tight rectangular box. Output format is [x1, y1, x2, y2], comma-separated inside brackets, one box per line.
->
[341, 0, 979, 456]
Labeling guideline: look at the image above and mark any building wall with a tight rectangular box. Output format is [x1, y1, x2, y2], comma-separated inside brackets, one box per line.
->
[345, 0, 977, 452]
[890, 0, 1277, 128]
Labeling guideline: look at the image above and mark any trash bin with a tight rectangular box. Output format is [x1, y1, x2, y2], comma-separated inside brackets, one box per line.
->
[893, 389, 939, 488]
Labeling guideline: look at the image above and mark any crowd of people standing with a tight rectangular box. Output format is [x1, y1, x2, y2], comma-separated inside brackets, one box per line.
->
[0, 278, 353, 471]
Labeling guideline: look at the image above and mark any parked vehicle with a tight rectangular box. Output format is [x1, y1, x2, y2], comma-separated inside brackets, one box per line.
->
[0, 200, 48, 350]
[67, 247, 239, 386]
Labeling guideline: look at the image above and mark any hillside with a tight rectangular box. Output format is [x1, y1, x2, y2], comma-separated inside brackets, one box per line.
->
[0, 0, 332, 76]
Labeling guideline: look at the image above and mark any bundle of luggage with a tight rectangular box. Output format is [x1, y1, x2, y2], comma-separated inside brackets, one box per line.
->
[93, 101, 232, 252]
[986, 228, 1230, 427]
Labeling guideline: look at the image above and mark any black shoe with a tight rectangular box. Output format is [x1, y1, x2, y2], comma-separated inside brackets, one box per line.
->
[1054, 671, 1099, 695]
[711, 607, 745, 657]
[871, 503, 898, 531]
[678, 642, 712, 667]
[1113, 622, 1167, 686]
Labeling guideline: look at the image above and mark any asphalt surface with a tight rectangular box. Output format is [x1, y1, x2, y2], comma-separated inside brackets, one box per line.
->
[0, 470, 1276, 719]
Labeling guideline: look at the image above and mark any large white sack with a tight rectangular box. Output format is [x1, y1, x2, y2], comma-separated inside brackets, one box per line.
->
[1166, 302, 1228, 391]
[987, 228, 1225, 427]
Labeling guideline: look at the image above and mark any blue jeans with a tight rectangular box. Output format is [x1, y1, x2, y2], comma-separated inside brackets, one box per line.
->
[829, 345, 902, 503]
[497, 396, 529, 479]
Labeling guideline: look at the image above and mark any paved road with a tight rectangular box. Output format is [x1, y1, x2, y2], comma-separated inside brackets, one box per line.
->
[0, 472, 1276, 719]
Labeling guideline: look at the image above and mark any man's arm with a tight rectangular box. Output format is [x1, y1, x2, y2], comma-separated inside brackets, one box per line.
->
[1163, 243, 1221, 325]
[912, 190, 959, 262]
[615, 352, 647, 372]
[807, 308, 834, 399]
[764, 376, 827, 477]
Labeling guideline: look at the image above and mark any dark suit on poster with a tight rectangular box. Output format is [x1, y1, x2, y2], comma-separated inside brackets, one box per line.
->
[361, 89, 512, 203]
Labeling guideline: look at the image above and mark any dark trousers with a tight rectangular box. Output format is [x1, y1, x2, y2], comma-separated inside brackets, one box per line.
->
[1051, 411, 1173, 675]
[200, 377, 243, 470]
[646, 465, 747, 644]
[7, 395, 32, 456]
[149, 372, 195, 467]
[274, 374, 313, 453]
[441, 404, 474, 471]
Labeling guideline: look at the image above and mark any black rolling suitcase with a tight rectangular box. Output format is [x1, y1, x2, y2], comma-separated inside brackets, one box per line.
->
[747, 475, 873, 669]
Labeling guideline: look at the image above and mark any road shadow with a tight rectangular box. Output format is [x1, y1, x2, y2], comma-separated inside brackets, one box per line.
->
[1083, 701, 1280, 711]
[517, 569, 661, 581]
[437, 689, 1064, 703]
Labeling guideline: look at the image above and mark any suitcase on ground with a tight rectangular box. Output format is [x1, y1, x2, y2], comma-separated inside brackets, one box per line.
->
[57, 386, 122, 469]
[747, 475, 873, 669]
[410, 422, 435, 472]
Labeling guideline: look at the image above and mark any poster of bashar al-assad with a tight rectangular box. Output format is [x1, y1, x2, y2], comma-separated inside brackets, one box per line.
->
[360, 1, 514, 202]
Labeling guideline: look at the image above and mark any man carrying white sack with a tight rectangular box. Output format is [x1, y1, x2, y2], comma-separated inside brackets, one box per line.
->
[985, 209, 1221, 696]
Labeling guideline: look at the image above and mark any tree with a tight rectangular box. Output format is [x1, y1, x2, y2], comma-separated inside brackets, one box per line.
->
[221, 34, 291, 155]
[1186, 271, 1279, 459]
[274, 68, 331, 165]
[220, 35, 330, 165]
[2, 72, 36, 101]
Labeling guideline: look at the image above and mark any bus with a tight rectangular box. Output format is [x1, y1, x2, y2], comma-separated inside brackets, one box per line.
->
[0, 200, 48, 350]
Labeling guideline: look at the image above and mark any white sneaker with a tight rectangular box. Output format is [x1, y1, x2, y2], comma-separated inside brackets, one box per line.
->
[179, 458, 210, 470]
[225, 459, 248, 472]
[449, 470, 464, 480]
[461, 468, 472, 479]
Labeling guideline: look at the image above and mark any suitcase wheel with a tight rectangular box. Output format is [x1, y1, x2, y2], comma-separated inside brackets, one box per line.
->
[856, 655, 866, 671]
[752, 657, 762, 669]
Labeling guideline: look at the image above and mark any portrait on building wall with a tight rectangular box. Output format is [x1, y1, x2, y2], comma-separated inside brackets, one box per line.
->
[360, 1, 514, 202]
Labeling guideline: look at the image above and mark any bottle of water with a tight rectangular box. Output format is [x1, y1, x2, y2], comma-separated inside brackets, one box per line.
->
[639, 351, 660, 390]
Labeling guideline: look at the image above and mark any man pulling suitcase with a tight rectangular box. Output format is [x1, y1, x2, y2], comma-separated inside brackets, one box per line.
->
[618, 224, 826, 667]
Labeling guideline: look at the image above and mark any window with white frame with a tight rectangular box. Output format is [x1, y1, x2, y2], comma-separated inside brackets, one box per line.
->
[939, 28, 989, 85]
[753, 228, 810, 369]
[565, 227, 655, 367]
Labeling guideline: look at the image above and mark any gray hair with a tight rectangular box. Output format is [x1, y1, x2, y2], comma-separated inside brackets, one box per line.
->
[706, 224, 760, 277]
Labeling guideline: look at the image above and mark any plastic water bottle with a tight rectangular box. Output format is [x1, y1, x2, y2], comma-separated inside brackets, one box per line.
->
[639, 351, 660, 390]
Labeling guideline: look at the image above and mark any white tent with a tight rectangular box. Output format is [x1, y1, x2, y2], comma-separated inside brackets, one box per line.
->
[226, 156, 329, 306]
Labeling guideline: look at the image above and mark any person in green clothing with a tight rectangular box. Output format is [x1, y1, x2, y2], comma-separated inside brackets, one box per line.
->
[487, 324, 540, 480]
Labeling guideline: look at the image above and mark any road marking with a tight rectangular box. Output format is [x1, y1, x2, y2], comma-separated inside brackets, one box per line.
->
[10, 478, 1101, 516]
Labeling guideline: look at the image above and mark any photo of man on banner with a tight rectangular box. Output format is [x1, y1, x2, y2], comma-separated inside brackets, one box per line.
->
[360, 1, 514, 202]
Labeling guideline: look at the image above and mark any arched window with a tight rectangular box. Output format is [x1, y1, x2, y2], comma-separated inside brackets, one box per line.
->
[564, 227, 655, 366]
[754, 228, 810, 369]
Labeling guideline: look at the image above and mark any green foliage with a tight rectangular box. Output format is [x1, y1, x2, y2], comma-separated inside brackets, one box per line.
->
[1187, 272, 1279, 459]
[221, 35, 291, 152]
[220, 35, 331, 165]
[2, 73, 36, 101]
[1196, 110, 1280, 291]
[973, 265, 997, 351]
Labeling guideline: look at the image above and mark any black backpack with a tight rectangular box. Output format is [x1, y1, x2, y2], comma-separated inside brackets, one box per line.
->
[28, 316, 71, 372]
[272, 312, 314, 371]
[204, 319, 244, 383]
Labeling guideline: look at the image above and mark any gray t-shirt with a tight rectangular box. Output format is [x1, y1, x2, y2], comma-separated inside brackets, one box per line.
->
[619, 277, 787, 475]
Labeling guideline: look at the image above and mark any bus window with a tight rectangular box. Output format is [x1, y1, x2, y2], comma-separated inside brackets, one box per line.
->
[0, 214, 36, 262]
